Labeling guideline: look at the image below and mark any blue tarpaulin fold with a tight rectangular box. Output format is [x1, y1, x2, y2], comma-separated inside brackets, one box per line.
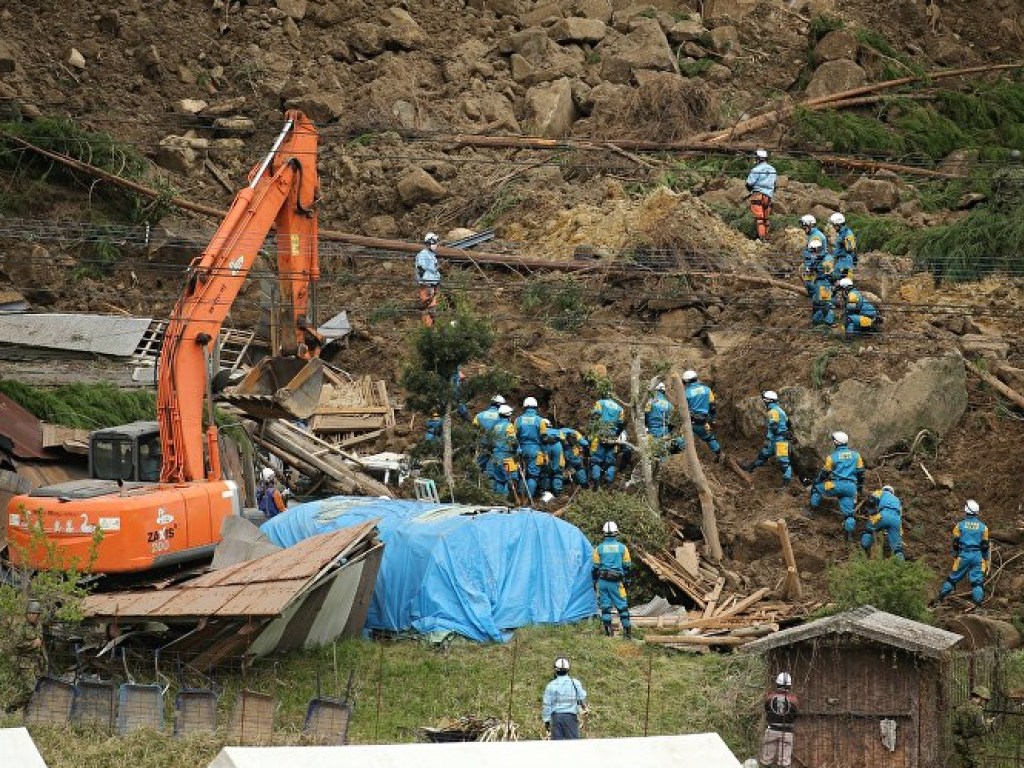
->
[260, 497, 596, 642]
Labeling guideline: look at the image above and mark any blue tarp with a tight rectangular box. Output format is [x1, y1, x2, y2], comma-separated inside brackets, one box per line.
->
[260, 497, 597, 642]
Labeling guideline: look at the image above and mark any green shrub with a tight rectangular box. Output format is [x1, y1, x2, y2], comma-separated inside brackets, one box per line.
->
[826, 554, 935, 623]
[846, 214, 916, 255]
[809, 14, 844, 44]
[894, 103, 968, 162]
[792, 108, 905, 155]
[679, 58, 713, 78]
[914, 205, 1024, 281]
[561, 490, 669, 551]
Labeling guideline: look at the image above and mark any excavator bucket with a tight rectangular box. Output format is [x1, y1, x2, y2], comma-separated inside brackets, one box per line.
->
[220, 357, 324, 420]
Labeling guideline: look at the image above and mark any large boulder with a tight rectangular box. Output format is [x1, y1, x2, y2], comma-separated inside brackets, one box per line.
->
[805, 59, 866, 100]
[524, 77, 578, 138]
[397, 167, 446, 205]
[600, 19, 676, 73]
[667, 19, 707, 45]
[813, 29, 859, 62]
[548, 17, 607, 44]
[380, 7, 427, 50]
[844, 176, 900, 212]
[703, 0, 758, 22]
[0, 40, 17, 73]
[285, 92, 345, 123]
[738, 356, 968, 468]
[574, 0, 613, 23]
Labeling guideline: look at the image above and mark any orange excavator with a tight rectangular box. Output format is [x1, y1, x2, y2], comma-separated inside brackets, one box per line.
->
[7, 110, 324, 575]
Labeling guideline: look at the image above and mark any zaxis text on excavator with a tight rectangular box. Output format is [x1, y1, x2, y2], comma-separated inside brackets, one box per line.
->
[7, 110, 324, 575]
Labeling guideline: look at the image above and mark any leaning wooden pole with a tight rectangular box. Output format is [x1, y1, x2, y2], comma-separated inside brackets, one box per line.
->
[966, 359, 1024, 411]
[629, 347, 660, 517]
[668, 372, 723, 562]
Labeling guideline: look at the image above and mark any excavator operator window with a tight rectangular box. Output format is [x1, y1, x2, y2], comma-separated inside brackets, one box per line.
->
[138, 435, 162, 482]
[92, 438, 135, 482]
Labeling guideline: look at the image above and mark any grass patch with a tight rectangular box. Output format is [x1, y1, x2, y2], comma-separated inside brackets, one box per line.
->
[0, 118, 164, 222]
[8, 626, 764, 767]
[0, 381, 156, 429]
[855, 29, 926, 79]
[792, 108, 906, 155]
[368, 300, 404, 325]
[810, 346, 842, 389]
[773, 156, 842, 190]
[809, 14, 844, 44]
[678, 58, 713, 78]
[845, 214, 916, 255]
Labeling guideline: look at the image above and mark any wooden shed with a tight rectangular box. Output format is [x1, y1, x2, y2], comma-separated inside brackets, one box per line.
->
[742, 606, 963, 768]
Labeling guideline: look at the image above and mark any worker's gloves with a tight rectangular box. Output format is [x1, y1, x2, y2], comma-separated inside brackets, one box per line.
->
[543, 721, 550, 731]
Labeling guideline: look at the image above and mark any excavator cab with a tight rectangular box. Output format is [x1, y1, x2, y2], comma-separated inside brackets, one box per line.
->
[219, 356, 324, 421]
[90, 422, 163, 482]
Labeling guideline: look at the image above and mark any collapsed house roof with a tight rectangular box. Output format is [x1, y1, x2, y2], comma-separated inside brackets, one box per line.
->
[742, 605, 963, 658]
[82, 520, 383, 664]
[0, 313, 154, 358]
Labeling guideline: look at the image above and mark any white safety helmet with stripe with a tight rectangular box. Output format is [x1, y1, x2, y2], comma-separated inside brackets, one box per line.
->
[756, 148, 768, 159]
[423, 232, 439, 246]
[807, 238, 824, 252]
[491, 394, 506, 405]
[653, 382, 667, 391]
[602, 521, 619, 536]
[775, 671, 792, 688]
[682, 370, 698, 383]
[829, 212, 846, 227]
[837, 277, 854, 289]
[554, 657, 570, 674]
[762, 390, 779, 403]
[800, 214, 816, 228]
[964, 499, 980, 516]
[261, 467, 276, 483]
[498, 404, 513, 417]
[523, 396, 538, 408]
[882, 484, 895, 494]
[832, 431, 849, 446]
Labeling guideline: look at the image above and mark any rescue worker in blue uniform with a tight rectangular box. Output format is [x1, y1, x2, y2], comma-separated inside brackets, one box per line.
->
[559, 428, 590, 487]
[589, 394, 626, 487]
[257, 467, 287, 518]
[542, 657, 587, 740]
[644, 382, 681, 459]
[472, 395, 505, 473]
[828, 212, 857, 279]
[860, 484, 905, 560]
[592, 521, 633, 638]
[424, 410, 443, 443]
[515, 397, 548, 499]
[800, 215, 829, 297]
[809, 431, 865, 536]
[488, 404, 519, 496]
[809, 240, 835, 327]
[935, 500, 991, 609]
[834, 277, 880, 336]
[683, 370, 722, 461]
[742, 390, 792, 486]
[542, 429, 565, 496]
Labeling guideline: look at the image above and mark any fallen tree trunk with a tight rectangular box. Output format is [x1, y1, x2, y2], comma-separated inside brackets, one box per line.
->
[966, 359, 1024, 411]
[695, 62, 1024, 144]
[630, 348, 660, 516]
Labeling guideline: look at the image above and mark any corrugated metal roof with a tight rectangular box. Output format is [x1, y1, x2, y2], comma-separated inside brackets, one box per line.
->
[83, 520, 379, 620]
[0, 394, 49, 460]
[742, 605, 963, 658]
[0, 313, 153, 357]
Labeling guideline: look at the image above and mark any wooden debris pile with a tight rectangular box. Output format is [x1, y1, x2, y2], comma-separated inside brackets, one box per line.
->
[634, 519, 808, 650]
[308, 369, 396, 450]
[418, 715, 519, 743]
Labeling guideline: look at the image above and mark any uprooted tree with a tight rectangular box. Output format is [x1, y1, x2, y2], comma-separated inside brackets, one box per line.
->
[400, 308, 510, 492]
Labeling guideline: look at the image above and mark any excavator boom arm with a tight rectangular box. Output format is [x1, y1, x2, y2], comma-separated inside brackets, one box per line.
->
[157, 111, 319, 483]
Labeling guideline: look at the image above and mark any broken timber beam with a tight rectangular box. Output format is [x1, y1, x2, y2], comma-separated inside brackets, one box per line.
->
[715, 587, 771, 619]
[702, 577, 726, 619]
[644, 635, 752, 647]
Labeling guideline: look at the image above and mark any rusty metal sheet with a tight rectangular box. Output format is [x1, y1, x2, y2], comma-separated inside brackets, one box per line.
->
[189, 521, 378, 587]
[215, 580, 308, 616]
[0, 394, 49, 460]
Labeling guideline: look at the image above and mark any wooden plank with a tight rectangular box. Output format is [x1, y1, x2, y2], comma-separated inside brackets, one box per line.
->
[635, 548, 707, 608]
[702, 577, 725, 618]
[712, 595, 738, 618]
[715, 587, 770, 619]
[776, 518, 804, 600]
[674, 543, 700, 579]
[644, 634, 752, 647]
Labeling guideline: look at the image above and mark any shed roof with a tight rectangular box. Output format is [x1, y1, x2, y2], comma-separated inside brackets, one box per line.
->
[0, 394, 49, 460]
[741, 606, 962, 658]
[0, 313, 153, 358]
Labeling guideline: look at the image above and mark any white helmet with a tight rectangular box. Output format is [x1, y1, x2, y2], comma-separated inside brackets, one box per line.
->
[554, 657, 570, 674]
[491, 394, 506, 405]
[653, 382, 666, 392]
[837, 277, 853, 289]
[602, 521, 619, 536]
[829, 212, 846, 227]
[261, 467, 276, 483]
[762, 390, 778, 403]
[964, 499, 980, 516]
[523, 396, 538, 408]
[807, 238, 823, 252]
[682, 370, 698, 383]
[882, 484, 894, 494]
[800, 214, 816, 228]
[775, 671, 792, 688]
[424, 232, 439, 246]
[755, 148, 768, 159]
[832, 431, 849, 446]
[498, 404, 513, 417]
